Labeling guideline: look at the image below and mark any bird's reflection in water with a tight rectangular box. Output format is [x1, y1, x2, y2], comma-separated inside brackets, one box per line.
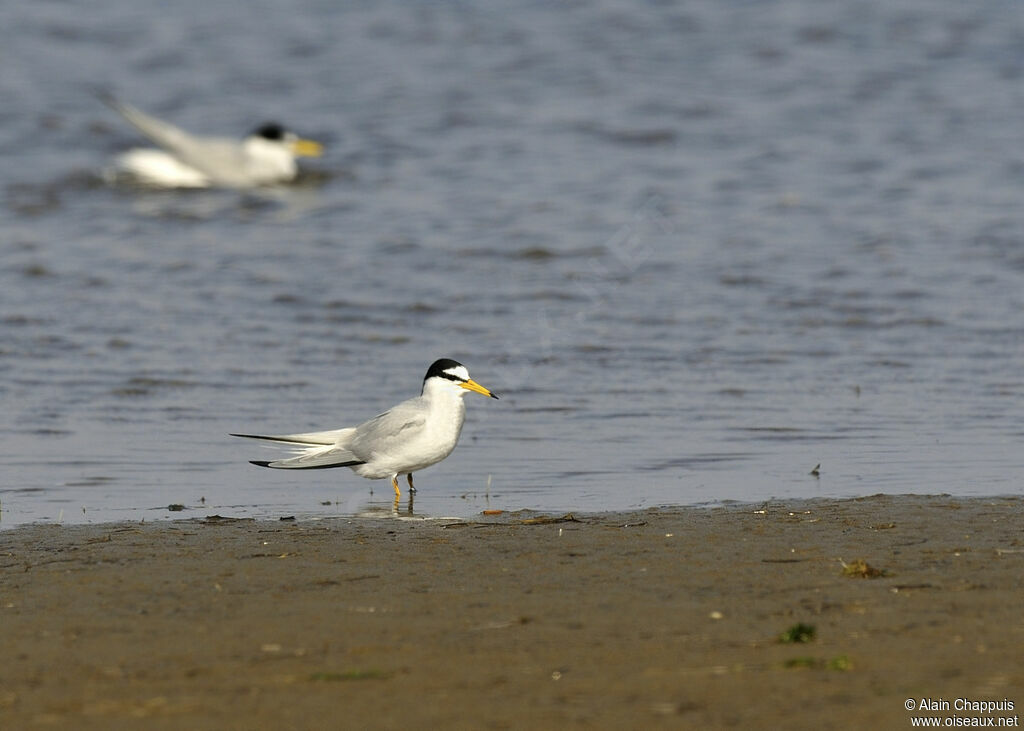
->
[358, 492, 415, 518]
[392, 492, 414, 516]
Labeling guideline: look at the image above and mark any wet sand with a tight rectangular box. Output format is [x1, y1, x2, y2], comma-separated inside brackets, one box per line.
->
[1, 495, 1022, 729]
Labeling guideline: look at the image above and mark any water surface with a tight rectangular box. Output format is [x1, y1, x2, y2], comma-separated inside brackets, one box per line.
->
[2, 0, 1023, 527]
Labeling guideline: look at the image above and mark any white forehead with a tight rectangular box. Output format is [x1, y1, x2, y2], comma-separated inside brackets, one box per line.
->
[444, 365, 470, 381]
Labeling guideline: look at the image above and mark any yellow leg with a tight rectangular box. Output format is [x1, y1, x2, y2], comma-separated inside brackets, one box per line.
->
[391, 475, 400, 498]
[407, 474, 416, 493]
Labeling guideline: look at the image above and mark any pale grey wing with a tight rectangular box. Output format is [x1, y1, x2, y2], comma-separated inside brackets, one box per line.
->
[250, 443, 365, 470]
[168, 138, 252, 185]
[108, 99, 248, 184]
[347, 399, 427, 461]
[108, 99, 202, 156]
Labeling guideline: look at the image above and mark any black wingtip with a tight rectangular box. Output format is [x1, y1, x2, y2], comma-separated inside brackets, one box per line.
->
[490, 392, 499, 400]
[250, 460, 273, 468]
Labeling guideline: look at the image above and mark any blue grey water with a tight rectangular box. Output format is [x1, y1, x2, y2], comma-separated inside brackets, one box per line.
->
[2, 0, 1023, 528]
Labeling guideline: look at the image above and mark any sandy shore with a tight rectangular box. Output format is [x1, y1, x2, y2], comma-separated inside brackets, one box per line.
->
[1, 495, 1022, 729]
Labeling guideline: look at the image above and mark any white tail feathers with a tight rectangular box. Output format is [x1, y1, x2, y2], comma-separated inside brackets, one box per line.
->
[233, 428, 362, 470]
[231, 428, 355, 446]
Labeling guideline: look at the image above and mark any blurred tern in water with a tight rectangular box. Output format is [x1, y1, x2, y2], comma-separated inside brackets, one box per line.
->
[232, 359, 498, 498]
[103, 97, 323, 188]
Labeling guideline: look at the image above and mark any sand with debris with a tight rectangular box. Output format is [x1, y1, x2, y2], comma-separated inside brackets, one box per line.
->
[1, 495, 1022, 729]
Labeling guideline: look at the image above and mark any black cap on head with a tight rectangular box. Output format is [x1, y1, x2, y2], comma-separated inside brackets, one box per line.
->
[424, 358, 465, 382]
[252, 122, 286, 141]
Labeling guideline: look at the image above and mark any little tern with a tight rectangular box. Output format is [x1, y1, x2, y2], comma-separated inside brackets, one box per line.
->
[232, 359, 498, 498]
[104, 97, 323, 188]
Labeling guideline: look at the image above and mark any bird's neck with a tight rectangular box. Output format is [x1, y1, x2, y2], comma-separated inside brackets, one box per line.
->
[422, 386, 467, 429]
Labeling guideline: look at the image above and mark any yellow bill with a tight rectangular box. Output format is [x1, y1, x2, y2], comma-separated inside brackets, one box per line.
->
[460, 378, 498, 399]
[290, 138, 324, 157]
